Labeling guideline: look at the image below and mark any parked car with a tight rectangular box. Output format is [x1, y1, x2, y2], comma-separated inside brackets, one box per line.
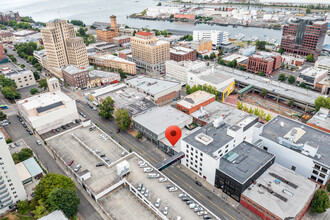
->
[89, 126, 96, 131]
[66, 123, 70, 127]
[163, 206, 169, 215]
[67, 160, 74, 166]
[116, 128, 120, 133]
[197, 211, 207, 216]
[182, 197, 190, 202]
[141, 187, 146, 194]
[179, 194, 186, 198]
[55, 128, 60, 132]
[104, 158, 110, 162]
[61, 125, 66, 129]
[94, 149, 100, 153]
[144, 189, 149, 197]
[121, 151, 127, 157]
[155, 198, 161, 208]
[74, 164, 81, 172]
[186, 201, 194, 205]
[29, 131, 33, 135]
[195, 181, 202, 186]
[14, 142, 20, 147]
[143, 167, 153, 173]
[166, 185, 174, 189]
[96, 162, 105, 167]
[137, 183, 143, 191]
[169, 187, 178, 192]
[23, 124, 27, 128]
[36, 140, 41, 145]
[158, 177, 167, 183]
[19, 118, 23, 122]
[203, 214, 212, 219]
[75, 119, 81, 123]
[52, 129, 56, 133]
[99, 154, 106, 157]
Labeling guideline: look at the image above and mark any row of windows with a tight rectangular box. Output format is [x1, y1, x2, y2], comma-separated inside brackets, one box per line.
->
[242, 196, 279, 220]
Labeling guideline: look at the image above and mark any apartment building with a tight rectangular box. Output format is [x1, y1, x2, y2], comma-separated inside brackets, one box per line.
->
[252, 115, 330, 186]
[280, 17, 327, 57]
[193, 30, 229, 46]
[88, 52, 136, 75]
[39, 19, 88, 78]
[131, 31, 170, 74]
[0, 32, 15, 43]
[1, 67, 36, 89]
[247, 52, 281, 75]
[165, 60, 205, 83]
[0, 132, 27, 214]
[181, 114, 259, 185]
[96, 15, 119, 42]
[62, 65, 90, 89]
[170, 46, 196, 62]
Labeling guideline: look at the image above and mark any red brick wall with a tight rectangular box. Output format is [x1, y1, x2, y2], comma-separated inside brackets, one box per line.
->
[118, 52, 128, 60]
[176, 96, 215, 114]
[0, 44, 5, 60]
[247, 56, 274, 74]
[307, 122, 330, 133]
[170, 50, 197, 62]
[155, 91, 180, 106]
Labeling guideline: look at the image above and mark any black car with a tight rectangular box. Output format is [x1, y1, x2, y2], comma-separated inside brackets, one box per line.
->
[26, 128, 30, 132]
[116, 128, 120, 133]
[23, 124, 27, 128]
[66, 123, 70, 127]
[55, 128, 60, 132]
[99, 154, 106, 157]
[29, 131, 33, 135]
[96, 162, 105, 167]
[75, 119, 81, 123]
[61, 125, 66, 129]
[195, 181, 202, 186]
[19, 118, 23, 122]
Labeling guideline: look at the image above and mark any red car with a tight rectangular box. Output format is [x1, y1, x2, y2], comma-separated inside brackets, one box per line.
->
[67, 160, 74, 166]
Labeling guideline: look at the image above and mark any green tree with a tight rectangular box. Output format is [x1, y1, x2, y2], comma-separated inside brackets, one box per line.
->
[98, 96, 115, 119]
[185, 85, 191, 94]
[47, 188, 80, 218]
[187, 35, 193, 41]
[17, 200, 30, 215]
[299, 82, 307, 88]
[232, 59, 237, 68]
[306, 7, 311, 14]
[278, 73, 286, 81]
[278, 47, 284, 54]
[33, 200, 49, 219]
[237, 102, 243, 110]
[136, 132, 143, 140]
[34, 173, 76, 202]
[20, 64, 25, 68]
[310, 189, 330, 213]
[114, 108, 131, 130]
[258, 71, 265, 76]
[0, 111, 7, 120]
[1, 86, 19, 101]
[204, 55, 209, 60]
[38, 79, 48, 90]
[238, 65, 245, 71]
[306, 54, 314, 62]
[78, 27, 86, 37]
[209, 52, 216, 60]
[288, 99, 294, 107]
[118, 68, 127, 79]
[218, 49, 224, 56]
[261, 88, 268, 98]
[288, 75, 296, 84]
[256, 41, 267, 50]
[70, 20, 85, 26]
[314, 96, 330, 111]
[33, 71, 40, 80]
[265, 114, 272, 122]
[30, 88, 39, 95]
[170, 14, 174, 19]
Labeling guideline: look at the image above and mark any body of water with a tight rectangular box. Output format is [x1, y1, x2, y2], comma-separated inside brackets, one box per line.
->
[2, 0, 329, 44]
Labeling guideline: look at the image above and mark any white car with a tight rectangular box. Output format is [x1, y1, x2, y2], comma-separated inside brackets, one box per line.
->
[158, 177, 167, 183]
[36, 140, 41, 145]
[169, 187, 178, 192]
[155, 198, 161, 208]
[163, 206, 169, 215]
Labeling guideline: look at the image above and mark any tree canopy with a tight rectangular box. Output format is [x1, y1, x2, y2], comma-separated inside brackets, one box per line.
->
[114, 108, 131, 130]
[38, 79, 48, 90]
[47, 188, 80, 218]
[99, 96, 115, 119]
[278, 73, 286, 81]
[315, 96, 330, 111]
[311, 189, 330, 213]
[34, 173, 76, 202]
[306, 54, 315, 62]
[288, 75, 296, 84]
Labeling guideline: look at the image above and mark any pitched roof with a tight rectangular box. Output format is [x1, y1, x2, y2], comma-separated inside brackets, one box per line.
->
[136, 31, 152, 37]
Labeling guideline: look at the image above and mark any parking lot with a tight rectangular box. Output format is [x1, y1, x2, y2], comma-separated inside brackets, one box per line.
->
[99, 185, 158, 220]
[46, 125, 215, 220]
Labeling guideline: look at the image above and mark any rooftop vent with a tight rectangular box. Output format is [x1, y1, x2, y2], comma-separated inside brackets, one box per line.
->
[195, 133, 213, 145]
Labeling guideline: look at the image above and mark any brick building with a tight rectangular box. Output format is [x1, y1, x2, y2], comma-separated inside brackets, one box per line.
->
[190, 40, 212, 53]
[176, 91, 215, 115]
[113, 35, 130, 45]
[280, 17, 327, 57]
[247, 52, 281, 75]
[170, 46, 196, 62]
[62, 65, 90, 89]
[0, 43, 6, 61]
[96, 15, 119, 42]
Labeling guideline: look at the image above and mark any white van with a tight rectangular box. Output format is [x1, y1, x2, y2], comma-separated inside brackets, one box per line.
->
[143, 167, 153, 173]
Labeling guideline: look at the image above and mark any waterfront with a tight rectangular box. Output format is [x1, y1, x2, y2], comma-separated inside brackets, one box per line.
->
[2, 0, 330, 44]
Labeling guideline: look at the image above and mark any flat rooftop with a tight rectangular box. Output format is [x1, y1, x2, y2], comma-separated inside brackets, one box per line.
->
[46, 125, 213, 220]
[219, 142, 275, 184]
[316, 56, 330, 67]
[133, 106, 193, 136]
[123, 98, 156, 116]
[191, 101, 249, 125]
[242, 163, 317, 219]
[300, 67, 327, 78]
[261, 115, 330, 166]
[215, 66, 320, 106]
[17, 91, 72, 111]
[198, 71, 234, 86]
[223, 54, 248, 63]
[177, 90, 215, 109]
[89, 83, 126, 100]
[62, 65, 87, 75]
[307, 108, 330, 131]
[126, 76, 180, 96]
[88, 52, 136, 65]
[89, 70, 119, 79]
[182, 122, 233, 157]
[170, 46, 194, 55]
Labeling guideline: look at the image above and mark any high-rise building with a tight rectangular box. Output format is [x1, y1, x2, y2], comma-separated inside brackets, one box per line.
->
[0, 132, 27, 214]
[40, 19, 89, 78]
[280, 17, 327, 57]
[96, 15, 119, 42]
[193, 30, 230, 46]
[131, 31, 170, 73]
[247, 51, 281, 75]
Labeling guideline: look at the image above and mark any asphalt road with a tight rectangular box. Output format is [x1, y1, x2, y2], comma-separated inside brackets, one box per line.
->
[76, 100, 249, 220]
[4, 113, 103, 220]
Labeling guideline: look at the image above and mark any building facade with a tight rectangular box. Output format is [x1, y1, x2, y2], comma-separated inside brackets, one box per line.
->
[176, 91, 215, 115]
[89, 70, 120, 87]
[0, 132, 27, 214]
[281, 55, 305, 67]
[88, 52, 136, 75]
[0, 11, 20, 23]
[62, 65, 90, 89]
[131, 31, 170, 74]
[1, 67, 36, 88]
[247, 52, 281, 75]
[170, 46, 196, 62]
[297, 67, 328, 88]
[96, 15, 119, 42]
[39, 19, 89, 78]
[315, 56, 330, 73]
[113, 35, 130, 45]
[0, 32, 15, 43]
[280, 17, 327, 57]
[193, 30, 229, 46]
[190, 40, 212, 53]
[165, 60, 205, 83]
[0, 43, 6, 61]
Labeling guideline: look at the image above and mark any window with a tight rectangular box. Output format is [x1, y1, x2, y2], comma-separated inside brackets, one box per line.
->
[200, 153, 203, 156]
[312, 170, 318, 175]
[186, 150, 189, 153]
[321, 168, 328, 173]
[311, 175, 317, 180]
[200, 158, 203, 162]
[314, 164, 320, 170]
[319, 173, 326, 178]
[317, 179, 324, 184]
[263, 146, 268, 151]
[291, 166, 296, 171]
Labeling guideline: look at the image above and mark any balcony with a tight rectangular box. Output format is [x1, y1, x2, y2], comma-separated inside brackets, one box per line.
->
[0, 192, 10, 200]
[0, 188, 8, 195]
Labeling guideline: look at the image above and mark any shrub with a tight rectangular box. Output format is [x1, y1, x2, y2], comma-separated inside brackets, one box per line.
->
[6, 138, 12, 144]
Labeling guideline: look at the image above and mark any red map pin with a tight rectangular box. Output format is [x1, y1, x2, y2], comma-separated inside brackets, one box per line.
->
[165, 125, 182, 146]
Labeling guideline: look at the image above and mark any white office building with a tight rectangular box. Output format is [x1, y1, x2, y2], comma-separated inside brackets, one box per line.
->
[239, 45, 256, 56]
[181, 114, 259, 185]
[165, 60, 206, 84]
[315, 56, 330, 74]
[252, 115, 330, 186]
[16, 78, 80, 134]
[0, 132, 27, 214]
[193, 30, 230, 46]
